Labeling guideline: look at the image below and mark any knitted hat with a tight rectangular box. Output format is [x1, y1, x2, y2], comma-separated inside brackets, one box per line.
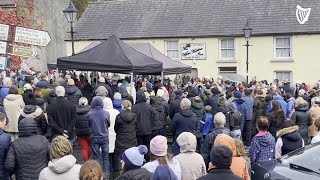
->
[174, 90, 183, 96]
[122, 145, 148, 169]
[146, 82, 153, 90]
[234, 91, 242, 99]
[210, 145, 232, 169]
[150, 136, 168, 156]
[152, 166, 178, 180]
[211, 88, 221, 95]
[218, 97, 226, 106]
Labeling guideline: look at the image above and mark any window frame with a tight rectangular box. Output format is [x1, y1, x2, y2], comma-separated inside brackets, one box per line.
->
[219, 38, 236, 61]
[273, 36, 292, 60]
[164, 40, 180, 60]
[273, 70, 293, 84]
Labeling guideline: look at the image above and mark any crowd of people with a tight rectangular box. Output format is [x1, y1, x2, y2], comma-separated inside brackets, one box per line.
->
[0, 69, 320, 180]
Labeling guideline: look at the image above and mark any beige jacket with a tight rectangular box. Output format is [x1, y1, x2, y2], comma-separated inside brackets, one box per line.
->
[4, 94, 25, 133]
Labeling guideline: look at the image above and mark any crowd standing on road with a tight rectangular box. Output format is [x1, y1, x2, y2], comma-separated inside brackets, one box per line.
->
[0, 69, 319, 180]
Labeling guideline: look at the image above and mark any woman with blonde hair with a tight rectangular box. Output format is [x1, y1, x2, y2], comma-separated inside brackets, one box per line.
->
[114, 100, 138, 167]
[291, 97, 312, 144]
[39, 136, 81, 180]
[80, 160, 103, 180]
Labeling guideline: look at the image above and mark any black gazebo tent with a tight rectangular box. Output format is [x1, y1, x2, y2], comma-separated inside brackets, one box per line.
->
[57, 35, 163, 75]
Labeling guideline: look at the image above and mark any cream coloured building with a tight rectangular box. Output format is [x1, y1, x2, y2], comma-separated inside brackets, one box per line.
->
[66, 0, 320, 84]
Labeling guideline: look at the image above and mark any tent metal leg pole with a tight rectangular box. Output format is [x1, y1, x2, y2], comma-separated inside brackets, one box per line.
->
[161, 71, 164, 83]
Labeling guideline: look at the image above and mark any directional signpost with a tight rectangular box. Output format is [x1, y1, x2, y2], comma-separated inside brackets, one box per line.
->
[15, 27, 51, 47]
[9, 45, 37, 58]
[0, 24, 9, 41]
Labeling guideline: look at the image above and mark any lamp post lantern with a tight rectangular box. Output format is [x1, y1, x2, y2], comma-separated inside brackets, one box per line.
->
[242, 20, 253, 84]
[63, 1, 78, 56]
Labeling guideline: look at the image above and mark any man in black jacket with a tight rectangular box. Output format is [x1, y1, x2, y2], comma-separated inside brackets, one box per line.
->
[169, 90, 183, 119]
[47, 86, 77, 144]
[132, 91, 153, 162]
[197, 145, 241, 180]
[5, 118, 50, 180]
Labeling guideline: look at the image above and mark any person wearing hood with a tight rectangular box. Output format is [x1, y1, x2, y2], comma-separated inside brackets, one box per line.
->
[285, 93, 295, 119]
[266, 101, 285, 138]
[266, 94, 287, 117]
[169, 90, 183, 119]
[233, 91, 248, 134]
[0, 113, 11, 180]
[275, 120, 304, 159]
[115, 145, 151, 180]
[5, 118, 50, 179]
[171, 98, 197, 156]
[159, 85, 170, 102]
[95, 86, 109, 100]
[156, 89, 169, 136]
[217, 97, 231, 129]
[75, 97, 92, 162]
[291, 97, 312, 144]
[150, 97, 165, 138]
[113, 92, 123, 113]
[65, 79, 83, 106]
[103, 97, 120, 173]
[205, 88, 220, 115]
[47, 86, 76, 143]
[201, 112, 233, 167]
[143, 136, 182, 179]
[94, 77, 113, 99]
[214, 134, 250, 180]
[88, 96, 110, 178]
[132, 91, 153, 161]
[19, 104, 48, 137]
[80, 79, 93, 105]
[118, 84, 134, 105]
[38, 136, 81, 180]
[4, 86, 25, 141]
[250, 116, 275, 163]
[227, 103, 242, 140]
[191, 96, 205, 152]
[175, 132, 206, 180]
[114, 100, 138, 161]
[197, 145, 242, 180]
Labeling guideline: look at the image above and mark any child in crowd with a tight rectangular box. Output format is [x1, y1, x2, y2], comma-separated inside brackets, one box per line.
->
[235, 139, 251, 173]
[201, 105, 213, 138]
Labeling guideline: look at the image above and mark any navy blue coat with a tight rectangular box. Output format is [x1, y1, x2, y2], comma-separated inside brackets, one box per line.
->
[205, 95, 219, 115]
[233, 99, 248, 131]
[36, 80, 51, 89]
[0, 129, 11, 179]
[171, 109, 197, 141]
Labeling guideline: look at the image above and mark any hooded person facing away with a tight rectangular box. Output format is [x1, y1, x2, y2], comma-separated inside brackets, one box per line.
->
[5, 118, 50, 180]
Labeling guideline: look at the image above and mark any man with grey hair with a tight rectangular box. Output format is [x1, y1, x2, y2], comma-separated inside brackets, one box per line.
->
[201, 112, 233, 167]
[1, 77, 12, 101]
[171, 98, 197, 156]
[47, 86, 77, 143]
[65, 79, 83, 106]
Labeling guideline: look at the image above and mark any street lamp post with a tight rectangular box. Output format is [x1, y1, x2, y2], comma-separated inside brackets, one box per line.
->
[63, 1, 78, 56]
[242, 20, 253, 84]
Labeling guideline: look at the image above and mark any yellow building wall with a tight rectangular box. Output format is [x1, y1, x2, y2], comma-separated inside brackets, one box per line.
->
[67, 34, 320, 84]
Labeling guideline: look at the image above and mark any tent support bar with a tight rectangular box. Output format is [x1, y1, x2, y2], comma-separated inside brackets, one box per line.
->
[161, 71, 164, 83]
[130, 72, 134, 97]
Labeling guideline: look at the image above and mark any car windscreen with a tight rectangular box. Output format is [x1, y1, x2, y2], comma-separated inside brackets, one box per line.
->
[281, 142, 320, 174]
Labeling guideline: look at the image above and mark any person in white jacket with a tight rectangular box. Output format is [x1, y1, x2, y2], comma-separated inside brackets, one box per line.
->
[39, 136, 81, 180]
[103, 98, 120, 173]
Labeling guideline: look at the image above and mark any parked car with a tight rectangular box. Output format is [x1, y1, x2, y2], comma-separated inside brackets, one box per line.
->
[251, 142, 320, 180]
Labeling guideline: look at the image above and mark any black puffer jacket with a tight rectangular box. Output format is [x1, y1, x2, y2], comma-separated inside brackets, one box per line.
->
[217, 105, 231, 129]
[169, 95, 183, 119]
[114, 110, 138, 155]
[5, 118, 50, 180]
[191, 99, 205, 138]
[115, 168, 152, 180]
[227, 103, 242, 131]
[132, 91, 153, 136]
[65, 85, 83, 106]
[19, 105, 48, 136]
[291, 105, 312, 144]
[46, 90, 57, 105]
[22, 89, 37, 105]
[75, 105, 91, 137]
[267, 110, 285, 138]
[150, 97, 165, 131]
[157, 96, 169, 126]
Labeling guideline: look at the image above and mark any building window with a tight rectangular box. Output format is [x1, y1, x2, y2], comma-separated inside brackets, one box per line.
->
[165, 40, 179, 60]
[218, 67, 237, 77]
[274, 37, 292, 59]
[274, 71, 292, 83]
[220, 39, 235, 60]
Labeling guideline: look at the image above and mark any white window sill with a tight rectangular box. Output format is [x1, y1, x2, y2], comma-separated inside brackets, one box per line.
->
[271, 59, 294, 62]
[216, 60, 237, 63]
